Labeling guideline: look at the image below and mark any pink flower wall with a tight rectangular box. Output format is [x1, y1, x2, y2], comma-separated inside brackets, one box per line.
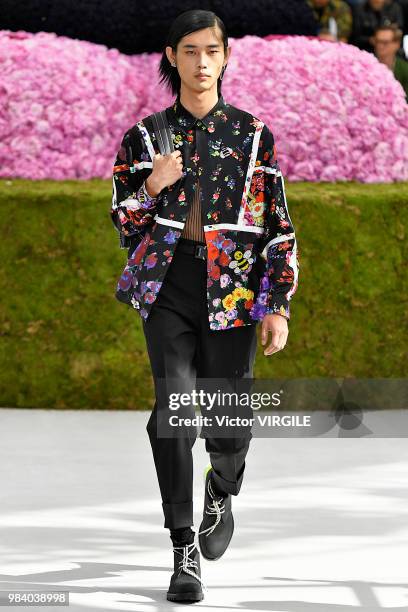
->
[1, 29, 407, 182]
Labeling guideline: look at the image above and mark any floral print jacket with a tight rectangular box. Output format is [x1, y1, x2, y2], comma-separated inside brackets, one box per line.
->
[110, 94, 299, 331]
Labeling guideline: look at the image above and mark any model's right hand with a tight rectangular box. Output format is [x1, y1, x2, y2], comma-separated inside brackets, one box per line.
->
[149, 150, 184, 192]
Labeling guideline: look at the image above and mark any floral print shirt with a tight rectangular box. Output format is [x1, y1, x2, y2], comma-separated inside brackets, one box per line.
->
[111, 93, 299, 331]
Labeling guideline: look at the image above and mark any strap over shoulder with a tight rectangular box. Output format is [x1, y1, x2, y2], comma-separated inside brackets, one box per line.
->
[151, 110, 174, 155]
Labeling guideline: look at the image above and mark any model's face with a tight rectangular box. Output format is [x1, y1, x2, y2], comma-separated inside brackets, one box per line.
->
[369, 0, 385, 10]
[166, 26, 230, 94]
[374, 31, 399, 59]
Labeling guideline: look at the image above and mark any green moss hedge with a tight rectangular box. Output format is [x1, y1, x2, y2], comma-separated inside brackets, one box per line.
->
[1, 179, 406, 409]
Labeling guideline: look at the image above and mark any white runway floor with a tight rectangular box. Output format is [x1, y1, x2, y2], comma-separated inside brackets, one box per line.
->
[0, 409, 407, 611]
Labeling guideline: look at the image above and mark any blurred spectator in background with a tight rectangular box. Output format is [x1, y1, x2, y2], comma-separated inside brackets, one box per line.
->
[372, 23, 408, 99]
[395, 0, 408, 35]
[307, 0, 353, 41]
[350, 0, 404, 53]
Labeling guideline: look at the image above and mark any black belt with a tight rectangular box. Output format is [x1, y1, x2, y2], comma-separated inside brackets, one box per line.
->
[176, 238, 207, 260]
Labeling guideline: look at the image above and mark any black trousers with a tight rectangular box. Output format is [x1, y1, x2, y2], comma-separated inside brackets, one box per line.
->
[142, 238, 258, 530]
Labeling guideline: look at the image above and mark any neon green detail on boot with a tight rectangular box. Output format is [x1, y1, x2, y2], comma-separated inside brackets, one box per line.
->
[204, 463, 212, 482]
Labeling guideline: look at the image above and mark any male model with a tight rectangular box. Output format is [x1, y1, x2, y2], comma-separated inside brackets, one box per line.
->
[111, 9, 299, 603]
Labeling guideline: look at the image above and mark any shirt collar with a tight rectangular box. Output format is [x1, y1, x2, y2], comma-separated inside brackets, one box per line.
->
[169, 93, 227, 132]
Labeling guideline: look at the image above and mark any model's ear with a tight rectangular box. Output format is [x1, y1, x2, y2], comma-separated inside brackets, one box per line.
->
[165, 45, 175, 65]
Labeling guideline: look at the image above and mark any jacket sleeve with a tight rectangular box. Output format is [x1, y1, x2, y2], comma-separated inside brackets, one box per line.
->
[256, 123, 299, 321]
[392, 3, 404, 30]
[336, 1, 352, 41]
[350, 6, 371, 50]
[110, 126, 159, 248]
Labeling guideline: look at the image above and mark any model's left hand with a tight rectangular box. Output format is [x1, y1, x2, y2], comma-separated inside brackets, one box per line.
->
[261, 314, 289, 356]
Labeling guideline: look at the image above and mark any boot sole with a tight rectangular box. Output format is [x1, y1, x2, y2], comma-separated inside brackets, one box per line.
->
[167, 591, 204, 602]
[198, 513, 234, 561]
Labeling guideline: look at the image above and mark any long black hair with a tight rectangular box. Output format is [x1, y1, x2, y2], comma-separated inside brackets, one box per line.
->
[158, 9, 228, 97]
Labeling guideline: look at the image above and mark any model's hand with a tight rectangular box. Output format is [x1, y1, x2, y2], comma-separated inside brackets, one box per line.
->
[261, 314, 288, 356]
[149, 150, 184, 192]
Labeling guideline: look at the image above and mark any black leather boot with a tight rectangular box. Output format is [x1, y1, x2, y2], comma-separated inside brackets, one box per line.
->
[166, 541, 205, 602]
[198, 465, 234, 561]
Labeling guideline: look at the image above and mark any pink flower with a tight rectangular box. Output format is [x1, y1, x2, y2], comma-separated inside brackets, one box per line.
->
[0, 30, 407, 182]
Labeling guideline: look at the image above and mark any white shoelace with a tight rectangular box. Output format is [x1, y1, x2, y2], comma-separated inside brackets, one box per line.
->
[198, 477, 226, 537]
[173, 542, 207, 590]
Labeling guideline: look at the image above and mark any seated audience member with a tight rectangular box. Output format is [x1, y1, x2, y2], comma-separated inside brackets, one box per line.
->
[350, 0, 404, 52]
[395, 0, 408, 35]
[307, 0, 353, 41]
[373, 23, 408, 99]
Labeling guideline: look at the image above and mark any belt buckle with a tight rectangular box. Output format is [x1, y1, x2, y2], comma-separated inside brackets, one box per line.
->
[194, 244, 207, 260]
